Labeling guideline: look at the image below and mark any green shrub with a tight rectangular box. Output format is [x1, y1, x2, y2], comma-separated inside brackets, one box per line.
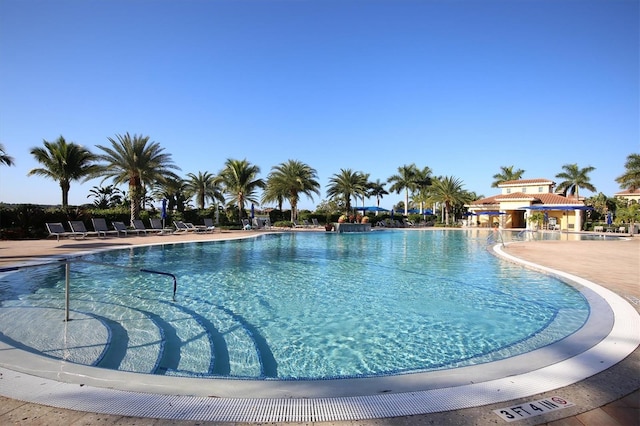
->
[273, 220, 293, 228]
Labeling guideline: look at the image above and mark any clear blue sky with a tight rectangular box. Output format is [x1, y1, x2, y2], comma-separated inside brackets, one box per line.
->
[1, 0, 638, 211]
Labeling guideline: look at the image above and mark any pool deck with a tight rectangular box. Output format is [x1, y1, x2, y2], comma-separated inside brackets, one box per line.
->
[0, 229, 638, 425]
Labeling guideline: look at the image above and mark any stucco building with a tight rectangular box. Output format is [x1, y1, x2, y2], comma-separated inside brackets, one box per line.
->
[466, 178, 587, 230]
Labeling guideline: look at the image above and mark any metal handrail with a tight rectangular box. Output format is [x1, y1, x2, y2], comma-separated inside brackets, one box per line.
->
[0, 258, 178, 321]
[140, 268, 177, 300]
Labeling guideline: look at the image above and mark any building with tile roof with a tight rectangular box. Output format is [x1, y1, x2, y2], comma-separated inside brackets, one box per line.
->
[614, 188, 640, 204]
[466, 178, 587, 230]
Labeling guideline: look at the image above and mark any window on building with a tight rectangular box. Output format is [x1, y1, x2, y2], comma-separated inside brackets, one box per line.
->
[538, 186, 544, 193]
[506, 188, 511, 194]
[522, 187, 527, 193]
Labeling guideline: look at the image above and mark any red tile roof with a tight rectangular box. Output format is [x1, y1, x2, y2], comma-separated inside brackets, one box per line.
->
[494, 192, 538, 201]
[469, 192, 583, 206]
[615, 188, 640, 195]
[469, 195, 500, 205]
[533, 193, 583, 204]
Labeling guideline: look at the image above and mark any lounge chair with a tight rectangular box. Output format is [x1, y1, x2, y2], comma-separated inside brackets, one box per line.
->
[173, 221, 191, 233]
[68, 221, 97, 238]
[91, 218, 118, 237]
[184, 222, 206, 233]
[616, 226, 627, 233]
[263, 217, 272, 229]
[46, 222, 85, 241]
[241, 219, 252, 230]
[292, 220, 304, 228]
[131, 220, 149, 235]
[150, 218, 173, 234]
[311, 218, 320, 228]
[203, 218, 216, 233]
[112, 221, 129, 237]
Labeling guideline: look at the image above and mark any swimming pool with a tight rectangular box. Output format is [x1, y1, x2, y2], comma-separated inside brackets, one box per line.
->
[0, 229, 590, 380]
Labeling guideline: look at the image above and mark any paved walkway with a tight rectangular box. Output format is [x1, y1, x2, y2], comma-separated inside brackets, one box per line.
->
[0, 230, 638, 425]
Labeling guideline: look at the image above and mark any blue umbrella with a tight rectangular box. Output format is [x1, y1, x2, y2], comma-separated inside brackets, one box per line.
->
[606, 212, 612, 225]
[390, 209, 394, 220]
[161, 199, 167, 228]
[250, 203, 255, 219]
[359, 206, 389, 212]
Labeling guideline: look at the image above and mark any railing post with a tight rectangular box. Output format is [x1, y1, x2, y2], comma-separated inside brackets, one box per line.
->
[65, 262, 70, 322]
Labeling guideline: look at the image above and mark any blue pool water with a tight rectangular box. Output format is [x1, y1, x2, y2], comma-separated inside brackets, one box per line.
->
[0, 230, 590, 380]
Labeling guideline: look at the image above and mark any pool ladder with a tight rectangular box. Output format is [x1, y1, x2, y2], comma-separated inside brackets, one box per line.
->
[486, 229, 505, 247]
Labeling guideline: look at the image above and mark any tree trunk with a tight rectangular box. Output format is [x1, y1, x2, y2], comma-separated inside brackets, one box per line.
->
[60, 180, 70, 207]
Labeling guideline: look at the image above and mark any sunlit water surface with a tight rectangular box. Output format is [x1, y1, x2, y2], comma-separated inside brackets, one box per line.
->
[0, 230, 590, 379]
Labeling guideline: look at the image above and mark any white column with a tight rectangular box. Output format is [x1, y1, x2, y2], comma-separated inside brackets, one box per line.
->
[575, 210, 582, 232]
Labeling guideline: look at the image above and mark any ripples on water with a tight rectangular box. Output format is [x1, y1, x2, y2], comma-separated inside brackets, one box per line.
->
[0, 230, 589, 379]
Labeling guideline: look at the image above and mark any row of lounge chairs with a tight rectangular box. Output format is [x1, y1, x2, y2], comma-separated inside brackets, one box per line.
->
[46, 218, 217, 241]
[292, 219, 322, 228]
[241, 217, 273, 230]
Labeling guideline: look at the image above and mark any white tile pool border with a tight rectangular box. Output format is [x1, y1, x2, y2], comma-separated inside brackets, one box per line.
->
[0, 240, 638, 422]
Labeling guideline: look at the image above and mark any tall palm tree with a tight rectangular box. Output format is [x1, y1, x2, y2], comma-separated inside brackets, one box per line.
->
[430, 176, 472, 225]
[368, 179, 389, 208]
[615, 153, 640, 191]
[555, 163, 596, 199]
[96, 133, 180, 223]
[218, 158, 265, 220]
[264, 160, 320, 221]
[185, 171, 224, 210]
[326, 168, 366, 214]
[388, 164, 418, 215]
[0, 144, 15, 166]
[413, 166, 433, 213]
[491, 165, 525, 187]
[28, 136, 99, 207]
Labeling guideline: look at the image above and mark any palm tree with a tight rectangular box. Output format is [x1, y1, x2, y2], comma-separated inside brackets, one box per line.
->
[185, 171, 224, 210]
[413, 166, 433, 213]
[218, 158, 265, 220]
[326, 168, 366, 214]
[87, 184, 125, 208]
[388, 164, 418, 215]
[28, 136, 99, 207]
[555, 163, 596, 199]
[0, 144, 15, 166]
[430, 176, 472, 225]
[154, 176, 190, 212]
[261, 180, 287, 212]
[615, 153, 640, 191]
[96, 133, 180, 223]
[491, 165, 525, 187]
[264, 160, 320, 221]
[368, 179, 389, 208]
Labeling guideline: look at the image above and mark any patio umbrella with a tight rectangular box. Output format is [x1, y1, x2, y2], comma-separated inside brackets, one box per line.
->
[606, 212, 612, 225]
[251, 203, 255, 219]
[390, 209, 394, 220]
[359, 206, 389, 212]
[161, 199, 167, 229]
